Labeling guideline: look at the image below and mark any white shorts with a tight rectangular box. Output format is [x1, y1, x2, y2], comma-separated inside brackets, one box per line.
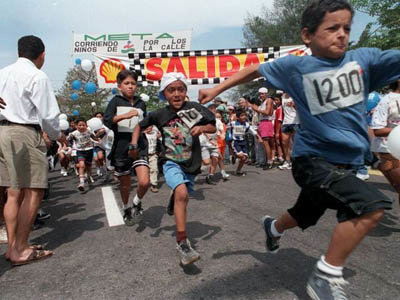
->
[201, 146, 219, 160]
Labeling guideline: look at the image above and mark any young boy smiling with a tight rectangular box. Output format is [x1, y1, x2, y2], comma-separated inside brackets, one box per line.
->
[131, 72, 216, 266]
[199, 0, 400, 298]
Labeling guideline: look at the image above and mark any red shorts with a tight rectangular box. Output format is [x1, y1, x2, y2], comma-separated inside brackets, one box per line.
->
[258, 120, 274, 139]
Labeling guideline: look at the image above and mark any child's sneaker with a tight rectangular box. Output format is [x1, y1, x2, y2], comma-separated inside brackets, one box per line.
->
[132, 203, 144, 224]
[176, 238, 200, 266]
[150, 185, 159, 193]
[221, 170, 230, 180]
[123, 207, 135, 226]
[278, 161, 291, 170]
[77, 181, 85, 192]
[306, 268, 349, 300]
[261, 215, 280, 253]
[205, 174, 216, 185]
[235, 170, 246, 176]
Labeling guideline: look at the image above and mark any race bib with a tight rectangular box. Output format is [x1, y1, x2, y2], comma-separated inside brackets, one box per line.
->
[303, 61, 364, 115]
[233, 125, 246, 136]
[177, 108, 203, 129]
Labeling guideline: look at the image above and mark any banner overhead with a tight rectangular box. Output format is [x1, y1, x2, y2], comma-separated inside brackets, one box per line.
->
[72, 30, 192, 55]
[93, 45, 309, 88]
[128, 45, 309, 86]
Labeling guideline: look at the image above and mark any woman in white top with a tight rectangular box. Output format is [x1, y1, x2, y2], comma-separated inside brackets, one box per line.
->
[370, 78, 400, 204]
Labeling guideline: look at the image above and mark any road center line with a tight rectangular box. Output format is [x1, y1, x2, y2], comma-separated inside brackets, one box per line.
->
[101, 186, 124, 227]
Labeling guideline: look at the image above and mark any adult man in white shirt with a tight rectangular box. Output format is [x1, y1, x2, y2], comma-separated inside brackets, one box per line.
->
[0, 35, 60, 265]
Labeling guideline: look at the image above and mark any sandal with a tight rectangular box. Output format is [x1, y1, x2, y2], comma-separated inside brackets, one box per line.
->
[11, 249, 53, 266]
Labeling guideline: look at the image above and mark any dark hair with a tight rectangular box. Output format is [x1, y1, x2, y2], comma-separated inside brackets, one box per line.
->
[208, 104, 217, 110]
[93, 111, 103, 117]
[389, 78, 400, 91]
[235, 108, 247, 118]
[75, 118, 87, 124]
[301, 0, 354, 34]
[116, 70, 138, 84]
[18, 35, 45, 60]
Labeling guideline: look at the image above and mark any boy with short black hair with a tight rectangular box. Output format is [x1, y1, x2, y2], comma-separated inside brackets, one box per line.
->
[199, 0, 400, 298]
[131, 72, 216, 266]
[230, 109, 251, 176]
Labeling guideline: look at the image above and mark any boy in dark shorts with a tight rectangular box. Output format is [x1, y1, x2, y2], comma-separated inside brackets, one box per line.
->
[199, 0, 400, 298]
[130, 72, 216, 266]
[67, 118, 96, 192]
[104, 70, 150, 226]
[230, 109, 251, 176]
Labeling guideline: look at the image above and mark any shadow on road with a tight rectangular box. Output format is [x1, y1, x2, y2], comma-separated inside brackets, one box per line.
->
[136, 205, 165, 233]
[368, 212, 400, 237]
[181, 248, 356, 299]
[150, 221, 221, 246]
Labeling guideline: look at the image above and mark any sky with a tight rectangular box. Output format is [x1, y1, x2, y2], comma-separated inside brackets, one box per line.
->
[0, 0, 375, 101]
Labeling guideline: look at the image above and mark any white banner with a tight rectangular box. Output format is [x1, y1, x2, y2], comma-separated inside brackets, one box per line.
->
[72, 30, 192, 55]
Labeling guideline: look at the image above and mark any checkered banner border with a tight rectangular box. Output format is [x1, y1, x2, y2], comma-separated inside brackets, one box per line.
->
[128, 47, 281, 86]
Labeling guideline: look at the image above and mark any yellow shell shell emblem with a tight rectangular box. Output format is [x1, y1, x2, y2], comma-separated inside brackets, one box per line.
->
[100, 59, 126, 83]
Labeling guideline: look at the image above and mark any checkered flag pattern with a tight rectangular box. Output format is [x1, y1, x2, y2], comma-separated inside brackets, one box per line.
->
[129, 47, 281, 86]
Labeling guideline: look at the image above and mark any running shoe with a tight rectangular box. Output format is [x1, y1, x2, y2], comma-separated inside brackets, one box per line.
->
[150, 185, 159, 193]
[205, 174, 216, 185]
[263, 163, 273, 170]
[261, 215, 280, 253]
[221, 170, 230, 180]
[307, 268, 349, 300]
[235, 170, 246, 176]
[123, 207, 135, 226]
[77, 182, 85, 192]
[36, 209, 51, 221]
[132, 203, 144, 224]
[278, 161, 291, 170]
[176, 238, 200, 266]
[167, 191, 174, 216]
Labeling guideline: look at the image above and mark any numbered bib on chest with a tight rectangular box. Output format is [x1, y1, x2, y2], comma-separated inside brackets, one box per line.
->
[177, 108, 203, 129]
[117, 107, 144, 133]
[303, 61, 364, 115]
[233, 125, 246, 137]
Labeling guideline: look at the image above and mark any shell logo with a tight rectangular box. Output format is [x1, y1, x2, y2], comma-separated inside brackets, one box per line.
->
[288, 49, 307, 56]
[99, 58, 126, 83]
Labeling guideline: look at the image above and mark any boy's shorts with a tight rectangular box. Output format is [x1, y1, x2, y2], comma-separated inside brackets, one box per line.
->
[233, 140, 248, 156]
[163, 161, 195, 194]
[282, 124, 298, 134]
[77, 150, 94, 165]
[201, 146, 219, 160]
[288, 156, 392, 230]
[93, 146, 105, 155]
[111, 137, 149, 177]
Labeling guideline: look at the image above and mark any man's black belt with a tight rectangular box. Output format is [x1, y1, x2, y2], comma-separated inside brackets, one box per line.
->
[0, 120, 41, 131]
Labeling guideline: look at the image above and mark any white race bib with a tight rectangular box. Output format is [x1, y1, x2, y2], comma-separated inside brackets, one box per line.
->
[177, 108, 203, 129]
[117, 107, 144, 133]
[303, 61, 364, 115]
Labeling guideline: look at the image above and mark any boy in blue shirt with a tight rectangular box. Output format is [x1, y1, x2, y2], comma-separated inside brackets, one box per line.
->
[230, 109, 251, 176]
[199, 0, 399, 299]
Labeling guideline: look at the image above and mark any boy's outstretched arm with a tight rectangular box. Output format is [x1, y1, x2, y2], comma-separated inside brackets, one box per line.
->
[198, 64, 261, 104]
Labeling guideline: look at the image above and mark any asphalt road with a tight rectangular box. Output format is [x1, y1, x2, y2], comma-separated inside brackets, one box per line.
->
[0, 163, 399, 300]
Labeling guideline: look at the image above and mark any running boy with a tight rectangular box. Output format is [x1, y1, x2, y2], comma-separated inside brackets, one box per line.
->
[67, 118, 96, 192]
[230, 109, 251, 176]
[104, 70, 150, 226]
[199, 1, 400, 298]
[131, 72, 216, 266]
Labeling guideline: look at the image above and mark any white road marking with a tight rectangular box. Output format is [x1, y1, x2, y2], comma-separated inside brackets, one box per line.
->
[101, 186, 124, 227]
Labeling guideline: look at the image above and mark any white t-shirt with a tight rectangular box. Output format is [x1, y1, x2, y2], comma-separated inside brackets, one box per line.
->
[370, 92, 400, 153]
[67, 129, 94, 151]
[282, 95, 298, 125]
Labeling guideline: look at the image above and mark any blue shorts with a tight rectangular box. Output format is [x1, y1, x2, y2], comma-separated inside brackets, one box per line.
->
[163, 161, 195, 194]
[282, 124, 298, 134]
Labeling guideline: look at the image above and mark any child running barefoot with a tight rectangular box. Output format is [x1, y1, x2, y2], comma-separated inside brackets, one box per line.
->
[199, 0, 400, 298]
[104, 70, 150, 226]
[131, 72, 216, 266]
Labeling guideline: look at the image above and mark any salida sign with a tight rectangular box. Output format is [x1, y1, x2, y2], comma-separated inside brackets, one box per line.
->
[72, 30, 192, 54]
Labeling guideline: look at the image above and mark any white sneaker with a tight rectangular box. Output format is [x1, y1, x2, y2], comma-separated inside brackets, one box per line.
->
[60, 167, 68, 177]
[221, 170, 230, 179]
[279, 161, 291, 170]
[356, 172, 370, 181]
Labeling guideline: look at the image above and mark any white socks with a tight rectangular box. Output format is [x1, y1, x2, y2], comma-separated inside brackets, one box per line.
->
[317, 255, 343, 277]
[133, 194, 141, 206]
[122, 203, 130, 210]
[271, 220, 283, 237]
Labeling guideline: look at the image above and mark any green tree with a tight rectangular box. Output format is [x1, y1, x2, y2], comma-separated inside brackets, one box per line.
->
[350, 0, 400, 50]
[230, 0, 309, 103]
[56, 65, 111, 120]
